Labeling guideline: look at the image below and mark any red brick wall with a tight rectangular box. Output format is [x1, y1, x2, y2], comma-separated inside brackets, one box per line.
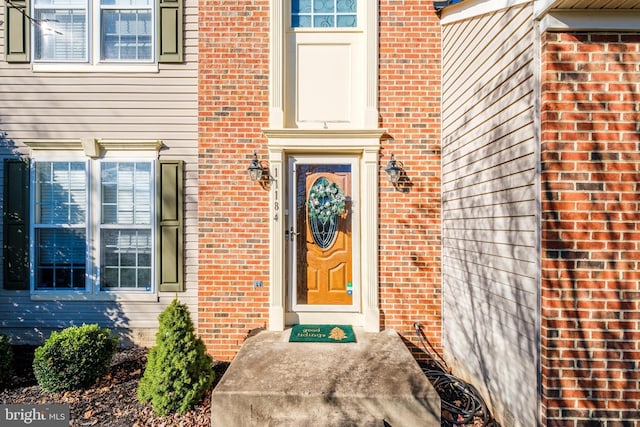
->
[378, 2, 442, 357]
[198, 1, 442, 361]
[541, 32, 640, 425]
[198, 0, 271, 361]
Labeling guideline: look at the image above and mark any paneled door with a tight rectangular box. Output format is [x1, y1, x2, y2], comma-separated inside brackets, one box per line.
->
[288, 155, 360, 312]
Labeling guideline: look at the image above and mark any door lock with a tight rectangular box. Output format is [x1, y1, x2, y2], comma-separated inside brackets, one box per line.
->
[285, 226, 300, 241]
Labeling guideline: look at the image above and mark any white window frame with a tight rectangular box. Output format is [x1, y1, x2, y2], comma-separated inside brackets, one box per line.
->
[94, 159, 155, 293]
[31, 0, 158, 73]
[290, 0, 359, 29]
[27, 141, 160, 301]
[31, 158, 90, 293]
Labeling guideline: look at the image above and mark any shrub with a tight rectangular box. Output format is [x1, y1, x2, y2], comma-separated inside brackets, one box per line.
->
[33, 324, 118, 393]
[0, 334, 13, 387]
[138, 299, 214, 416]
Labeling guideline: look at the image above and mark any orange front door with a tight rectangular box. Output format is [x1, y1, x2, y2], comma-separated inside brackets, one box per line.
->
[293, 162, 353, 306]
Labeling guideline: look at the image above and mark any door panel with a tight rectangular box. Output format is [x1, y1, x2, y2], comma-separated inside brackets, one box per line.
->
[293, 161, 354, 307]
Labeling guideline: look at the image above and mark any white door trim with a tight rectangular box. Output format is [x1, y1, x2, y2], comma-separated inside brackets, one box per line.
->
[264, 129, 383, 331]
[287, 154, 361, 313]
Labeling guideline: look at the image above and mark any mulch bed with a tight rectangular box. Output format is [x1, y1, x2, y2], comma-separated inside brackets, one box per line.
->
[0, 346, 229, 427]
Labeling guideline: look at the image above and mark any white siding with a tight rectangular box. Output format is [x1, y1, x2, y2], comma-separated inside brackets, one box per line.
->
[441, 2, 539, 426]
[0, 0, 199, 344]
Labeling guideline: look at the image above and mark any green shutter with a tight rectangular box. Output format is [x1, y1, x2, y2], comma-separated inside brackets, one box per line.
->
[157, 160, 183, 292]
[3, 159, 30, 290]
[4, 0, 30, 62]
[157, 0, 183, 63]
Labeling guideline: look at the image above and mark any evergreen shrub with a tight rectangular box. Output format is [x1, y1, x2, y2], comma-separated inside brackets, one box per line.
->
[0, 333, 13, 387]
[138, 299, 214, 416]
[33, 324, 118, 393]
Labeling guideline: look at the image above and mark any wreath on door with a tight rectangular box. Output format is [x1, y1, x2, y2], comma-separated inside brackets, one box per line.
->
[306, 177, 346, 224]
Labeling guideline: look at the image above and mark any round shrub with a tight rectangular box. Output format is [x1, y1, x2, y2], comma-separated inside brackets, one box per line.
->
[33, 324, 118, 393]
[138, 299, 214, 416]
[0, 333, 13, 387]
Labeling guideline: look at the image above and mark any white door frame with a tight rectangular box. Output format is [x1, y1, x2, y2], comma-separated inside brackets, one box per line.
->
[264, 129, 383, 331]
[287, 154, 361, 314]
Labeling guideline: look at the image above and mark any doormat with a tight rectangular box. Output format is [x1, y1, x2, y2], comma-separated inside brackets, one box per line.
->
[289, 325, 356, 343]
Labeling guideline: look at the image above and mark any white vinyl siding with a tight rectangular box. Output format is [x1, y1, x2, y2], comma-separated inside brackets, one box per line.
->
[441, 2, 539, 426]
[0, 0, 198, 336]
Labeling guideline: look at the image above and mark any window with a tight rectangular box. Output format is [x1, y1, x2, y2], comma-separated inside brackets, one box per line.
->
[33, 0, 153, 62]
[100, 162, 152, 290]
[5, 0, 183, 63]
[291, 0, 357, 28]
[33, 161, 87, 289]
[100, 0, 153, 61]
[32, 159, 154, 292]
[3, 154, 184, 295]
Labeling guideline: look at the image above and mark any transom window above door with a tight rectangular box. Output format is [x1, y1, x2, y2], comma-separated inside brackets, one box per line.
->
[33, 0, 153, 62]
[291, 0, 357, 28]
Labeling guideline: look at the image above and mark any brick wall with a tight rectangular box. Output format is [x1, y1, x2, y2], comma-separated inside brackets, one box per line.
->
[541, 32, 640, 425]
[198, 0, 271, 361]
[378, 2, 442, 357]
[198, 1, 442, 361]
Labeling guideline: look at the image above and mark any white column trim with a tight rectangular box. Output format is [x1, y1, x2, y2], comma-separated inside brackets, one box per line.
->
[268, 148, 286, 331]
[364, 0, 379, 128]
[269, 0, 285, 127]
[361, 146, 380, 332]
[265, 130, 384, 331]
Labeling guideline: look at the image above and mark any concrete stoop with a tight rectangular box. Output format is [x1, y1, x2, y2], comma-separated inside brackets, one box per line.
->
[211, 328, 441, 426]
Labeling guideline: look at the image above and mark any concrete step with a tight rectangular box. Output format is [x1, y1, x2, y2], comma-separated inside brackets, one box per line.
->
[211, 328, 440, 426]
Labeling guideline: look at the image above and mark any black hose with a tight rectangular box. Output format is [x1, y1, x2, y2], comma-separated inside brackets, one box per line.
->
[413, 322, 497, 427]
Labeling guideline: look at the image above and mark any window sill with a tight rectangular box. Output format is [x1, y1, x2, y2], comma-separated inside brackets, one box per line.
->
[30, 292, 159, 303]
[32, 63, 159, 74]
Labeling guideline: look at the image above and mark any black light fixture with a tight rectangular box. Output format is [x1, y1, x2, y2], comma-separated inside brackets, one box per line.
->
[384, 153, 402, 184]
[247, 151, 264, 182]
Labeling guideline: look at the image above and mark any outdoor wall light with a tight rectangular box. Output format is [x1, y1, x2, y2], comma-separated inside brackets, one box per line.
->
[384, 153, 402, 184]
[247, 151, 264, 182]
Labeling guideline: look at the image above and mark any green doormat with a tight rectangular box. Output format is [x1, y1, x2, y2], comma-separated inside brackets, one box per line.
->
[289, 325, 356, 343]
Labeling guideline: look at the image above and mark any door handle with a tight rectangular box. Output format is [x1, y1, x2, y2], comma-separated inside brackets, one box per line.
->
[285, 226, 300, 241]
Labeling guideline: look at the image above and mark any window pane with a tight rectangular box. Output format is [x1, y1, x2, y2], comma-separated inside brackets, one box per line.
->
[100, 161, 153, 292]
[336, 15, 356, 27]
[35, 228, 86, 290]
[101, 0, 151, 6]
[101, 162, 152, 225]
[101, 9, 152, 61]
[314, 15, 334, 27]
[101, 229, 152, 290]
[34, 0, 87, 7]
[313, 0, 332, 13]
[34, 161, 87, 291]
[291, 0, 357, 28]
[291, 15, 311, 27]
[291, 0, 310, 13]
[34, 9, 87, 61]
[35, 162, 86, 225]
[336, 0, 356, 13]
